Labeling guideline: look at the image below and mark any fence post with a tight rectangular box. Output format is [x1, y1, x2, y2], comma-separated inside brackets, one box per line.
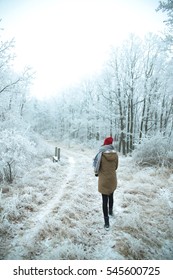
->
[58, 148, 60, 161]
[53, 147, 60, 162]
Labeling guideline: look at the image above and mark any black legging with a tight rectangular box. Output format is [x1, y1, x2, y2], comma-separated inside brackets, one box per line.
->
[102, 192, 114, 217]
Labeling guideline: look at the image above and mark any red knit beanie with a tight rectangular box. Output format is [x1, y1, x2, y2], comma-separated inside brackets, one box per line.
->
[103, 137, 113, 145]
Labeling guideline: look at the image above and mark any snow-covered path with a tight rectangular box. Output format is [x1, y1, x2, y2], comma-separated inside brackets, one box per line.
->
[1, 144, 173, 259]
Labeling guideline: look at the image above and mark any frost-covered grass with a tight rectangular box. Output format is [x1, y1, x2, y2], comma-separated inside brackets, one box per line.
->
[0, 143, 173, 260]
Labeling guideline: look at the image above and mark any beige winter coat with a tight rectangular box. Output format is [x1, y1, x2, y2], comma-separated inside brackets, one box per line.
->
[98, 150, 118, 195]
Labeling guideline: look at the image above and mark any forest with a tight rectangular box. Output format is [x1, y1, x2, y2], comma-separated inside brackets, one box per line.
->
[0, 1, 173, 183]
[0, 1, 173, 262]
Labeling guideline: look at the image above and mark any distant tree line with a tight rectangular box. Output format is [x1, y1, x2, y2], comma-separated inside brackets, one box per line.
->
[31, 1, 173, 160]
[32, 33, 172, 157]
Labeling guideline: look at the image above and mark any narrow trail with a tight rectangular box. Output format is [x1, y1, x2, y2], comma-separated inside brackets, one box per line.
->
[5, 152, 74, 257]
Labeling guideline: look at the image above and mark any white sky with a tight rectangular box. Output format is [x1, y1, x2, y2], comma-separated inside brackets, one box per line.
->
[0, 0, 165, 99]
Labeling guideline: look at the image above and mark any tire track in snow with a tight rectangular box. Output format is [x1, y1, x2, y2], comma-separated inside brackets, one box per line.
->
[5, 155, 77, 259]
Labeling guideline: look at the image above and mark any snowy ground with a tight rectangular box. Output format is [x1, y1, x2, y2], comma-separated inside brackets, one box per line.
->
[0, 142, 173, 260]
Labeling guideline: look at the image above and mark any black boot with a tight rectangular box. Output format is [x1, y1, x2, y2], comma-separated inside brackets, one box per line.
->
[104, 216, 109, 230]
[109, 208, 113, 216]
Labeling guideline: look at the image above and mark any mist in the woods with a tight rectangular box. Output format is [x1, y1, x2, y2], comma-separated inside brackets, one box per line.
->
[0, 0, 173, 260]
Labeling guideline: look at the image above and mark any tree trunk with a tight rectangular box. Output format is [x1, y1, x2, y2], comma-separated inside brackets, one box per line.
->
[130, 97, 134, 151]
[139, 97, 146, 142]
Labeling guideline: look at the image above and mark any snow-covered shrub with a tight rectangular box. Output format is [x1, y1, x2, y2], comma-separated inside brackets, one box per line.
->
[0, 113, 29, 132]
[29, 134, 53, 160]
[133, 134, 173, 167]
[0, 129, 36, 182]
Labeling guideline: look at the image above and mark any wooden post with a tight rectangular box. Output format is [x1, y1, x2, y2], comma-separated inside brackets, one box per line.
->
[53, 147, 60, 162]
[58, 148, 60, 160]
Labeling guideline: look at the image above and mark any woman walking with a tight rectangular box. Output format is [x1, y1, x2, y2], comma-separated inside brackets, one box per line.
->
[93, 136, 118, 230]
